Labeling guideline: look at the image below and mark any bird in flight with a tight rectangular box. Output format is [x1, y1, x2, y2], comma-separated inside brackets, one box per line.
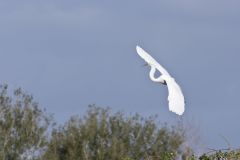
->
[136, 45, 185, 115]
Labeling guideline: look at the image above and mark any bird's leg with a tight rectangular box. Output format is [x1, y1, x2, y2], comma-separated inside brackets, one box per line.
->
[142, 63, 148, 67]
[162, 80, 167, 85]
[158, 76, 167, 85]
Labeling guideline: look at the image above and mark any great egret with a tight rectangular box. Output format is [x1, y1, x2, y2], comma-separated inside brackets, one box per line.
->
[136, 45, 185, 115]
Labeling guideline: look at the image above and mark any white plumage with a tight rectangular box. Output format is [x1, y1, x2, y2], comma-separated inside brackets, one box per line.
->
[136, 45, 185, 115]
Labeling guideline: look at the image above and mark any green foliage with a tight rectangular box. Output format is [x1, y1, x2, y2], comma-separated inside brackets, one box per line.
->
[198, 149, 240, 160]
[0, 85, 52, 160]
[2, 84, 239, 160]
[181, 149, 240, 160]
[43, 105, 185, 160]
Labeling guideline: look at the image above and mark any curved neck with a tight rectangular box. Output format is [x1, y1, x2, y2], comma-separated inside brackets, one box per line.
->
[149, 66, 165, 83]
[149, 66, 160, 82]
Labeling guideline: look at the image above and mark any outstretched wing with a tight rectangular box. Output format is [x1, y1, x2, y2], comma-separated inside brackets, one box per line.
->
[161, 75, 185, 115]
[136, 46, 170, 76]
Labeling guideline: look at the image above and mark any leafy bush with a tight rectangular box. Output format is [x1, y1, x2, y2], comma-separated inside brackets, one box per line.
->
[198, 149, 240, 160]
[1, 84, 239, 160]
[43, 105, 185, 160]
[0, 85, 53, 160]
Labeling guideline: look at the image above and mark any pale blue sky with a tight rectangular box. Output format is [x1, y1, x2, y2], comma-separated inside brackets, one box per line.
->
[0, 0, 240, 150]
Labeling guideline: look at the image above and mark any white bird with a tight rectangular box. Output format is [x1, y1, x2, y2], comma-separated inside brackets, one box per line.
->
[136, 45, 185, 115]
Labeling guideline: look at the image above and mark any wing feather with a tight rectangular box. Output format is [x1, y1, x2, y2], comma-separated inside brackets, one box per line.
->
[136, 46, 170, 76]
[162, 75, 185, 115]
